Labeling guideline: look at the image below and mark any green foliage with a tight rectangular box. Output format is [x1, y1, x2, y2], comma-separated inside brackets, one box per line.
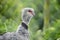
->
[0, 0, 22, 34]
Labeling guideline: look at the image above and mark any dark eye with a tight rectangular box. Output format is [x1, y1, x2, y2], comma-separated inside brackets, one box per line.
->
[28, 10, 32, 12]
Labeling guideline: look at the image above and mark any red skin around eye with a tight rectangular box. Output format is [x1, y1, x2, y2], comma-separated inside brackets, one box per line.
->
[28, 10, 33, 15]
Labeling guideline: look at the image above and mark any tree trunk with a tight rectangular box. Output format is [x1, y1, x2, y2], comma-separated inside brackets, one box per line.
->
[40, 0, 50, 40]
[43, 0, 50, 33]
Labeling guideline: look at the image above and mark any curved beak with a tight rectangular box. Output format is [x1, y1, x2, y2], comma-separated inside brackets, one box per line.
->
[32, 12, 35, 16]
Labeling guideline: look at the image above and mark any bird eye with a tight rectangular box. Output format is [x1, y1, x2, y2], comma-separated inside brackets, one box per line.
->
[28, 10, 34, 16]
[28, 10, 32, 13]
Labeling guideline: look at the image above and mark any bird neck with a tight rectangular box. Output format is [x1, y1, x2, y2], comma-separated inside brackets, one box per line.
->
[21, 22, 28, 30]
[16, 22, 28, 34]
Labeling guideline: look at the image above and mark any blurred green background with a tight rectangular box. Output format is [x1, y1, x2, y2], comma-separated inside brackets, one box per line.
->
[0, 0, 60, 40]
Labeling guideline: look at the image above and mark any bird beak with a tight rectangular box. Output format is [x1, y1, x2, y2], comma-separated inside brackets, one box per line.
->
[33, 12, 35, 16]
[28, 11, 35, 16]
[29, 12, 35, 16]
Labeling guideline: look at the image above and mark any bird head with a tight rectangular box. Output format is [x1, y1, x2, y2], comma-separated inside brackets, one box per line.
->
[22, 8, 35, 25]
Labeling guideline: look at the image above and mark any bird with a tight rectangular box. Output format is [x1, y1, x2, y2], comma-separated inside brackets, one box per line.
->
[0, 8, 35, 40]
